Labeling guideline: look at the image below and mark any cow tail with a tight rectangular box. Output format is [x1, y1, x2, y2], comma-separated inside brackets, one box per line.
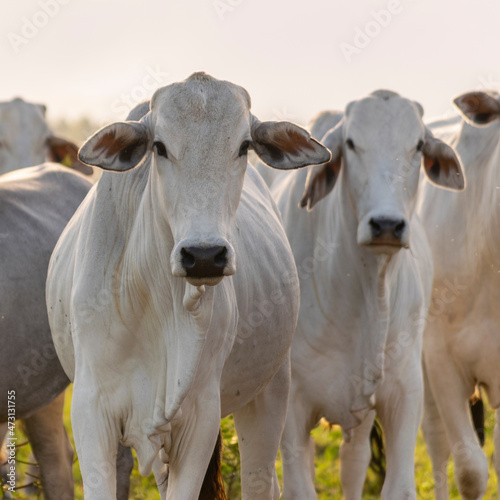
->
[470, 390, 485, 447]
[199, 428, 227, 500]
[369, 417, 386, 484]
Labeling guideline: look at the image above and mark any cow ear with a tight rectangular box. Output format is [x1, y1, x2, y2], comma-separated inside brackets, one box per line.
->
[422, 130, 465, 191]
[454, 91, 500, 126]
[299, 122, 343, 210]
[78, 121, 151, 172]
[47, 136, 94, 176]
[251, 119, 331, 170]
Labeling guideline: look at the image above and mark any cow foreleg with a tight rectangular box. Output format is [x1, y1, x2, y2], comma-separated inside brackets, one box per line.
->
[0, 422, 9, 482]
[494, 408, 500, 500]
[166, 387, 222, 499]
[152, 458, 168, 500]
[115, 444, 133, 500]
[234, 356, 290, 500]
[421, 361, 451, 500]
[71, 381, 120, 500]
[376, 368, 423, 500]
[339, 409, 376, 500]
[23, 391, 74, 500]
[280, 366, 317, 500]
[424, 349, 487, 500]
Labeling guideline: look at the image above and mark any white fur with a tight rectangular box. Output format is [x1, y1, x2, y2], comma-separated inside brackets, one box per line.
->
[46, 73, 331, 499]
[262, 90, 459, 499]
[0, 98, 50, 174]
[418, 94, 500, 499]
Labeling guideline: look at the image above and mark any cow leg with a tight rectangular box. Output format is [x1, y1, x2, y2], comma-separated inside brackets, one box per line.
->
[71, 380, 119, 500]
[280, 367, 317, 499]
[375, 365, 423, 500]
[494, 408, 500, 500]
[339, 410, 376, 500]
[423, 350, 487, 500]
[23, 391, 74, 500]
[421, 361, 451, 500]
[166, 386, 222, 499]
[233, 356, 290, 500]
[115, 444, 133, 500]
[0, 422, 8, 479]
[152, 458, 168, 500]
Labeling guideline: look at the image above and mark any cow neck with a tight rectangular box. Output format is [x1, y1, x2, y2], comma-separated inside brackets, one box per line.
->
[456, 120, 500, 269]
[107, 162, 218, 474]
[426, 120, 500, 284]
[108, 161, 178, 324]
[327, 172, 392, 397]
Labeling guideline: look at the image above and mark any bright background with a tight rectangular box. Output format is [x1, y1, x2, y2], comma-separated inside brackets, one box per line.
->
[2, 0, 500, 129]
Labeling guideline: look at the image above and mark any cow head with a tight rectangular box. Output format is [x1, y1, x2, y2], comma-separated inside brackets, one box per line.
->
[300, 90, 464, 254]
[79, 72, 330, 286]
[453, 90, 500, 126]
[0, 98, 93, 176]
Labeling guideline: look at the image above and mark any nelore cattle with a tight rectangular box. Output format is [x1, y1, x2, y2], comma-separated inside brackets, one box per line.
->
[261, 90, 464, 499]
[46, 72, 330, 499]
[419, 90, 500, 500]
[0, 165, 91, 499]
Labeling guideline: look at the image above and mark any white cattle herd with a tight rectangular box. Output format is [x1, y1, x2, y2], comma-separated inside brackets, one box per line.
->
[0, 74, 499, 500]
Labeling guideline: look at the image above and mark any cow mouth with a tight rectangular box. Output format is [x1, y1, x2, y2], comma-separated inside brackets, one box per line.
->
[362, 240, 407, 255]
[186, 276, 224, 287]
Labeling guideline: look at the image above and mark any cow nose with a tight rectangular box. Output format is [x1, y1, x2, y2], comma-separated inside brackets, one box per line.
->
[181, 246, 228, 278]
[369, 217, 406, 242]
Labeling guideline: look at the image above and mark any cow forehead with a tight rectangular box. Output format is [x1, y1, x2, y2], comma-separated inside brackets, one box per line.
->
[0, 99, 49, 137]
[345, 93, 424, 147]
[150, 73, 251, 136]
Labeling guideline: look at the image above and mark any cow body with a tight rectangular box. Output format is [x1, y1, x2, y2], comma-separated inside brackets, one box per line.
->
[46, 72, 330, 499]
[0, 164, 91, 499]
[418, 91, 500, 500]
[261, 90, 464, 499]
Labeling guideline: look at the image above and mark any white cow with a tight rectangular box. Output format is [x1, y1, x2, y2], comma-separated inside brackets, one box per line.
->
[263, 90, 464, 499]
[0, 97, 93, 175]
[46, 72, 330, 499]
[0, 97, 92, 497]
[0, 164, 92, 499]
[418, 90, 500, 500]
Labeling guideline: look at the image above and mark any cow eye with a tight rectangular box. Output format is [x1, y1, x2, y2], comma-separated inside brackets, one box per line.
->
[153, 141, 168, 159]
[345, 138, 355, 151]
[416, 140, 424, 152]
[238, 140, 251, 157]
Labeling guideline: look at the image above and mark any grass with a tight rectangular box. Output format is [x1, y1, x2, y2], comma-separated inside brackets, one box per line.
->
[2, 389, 498, 499]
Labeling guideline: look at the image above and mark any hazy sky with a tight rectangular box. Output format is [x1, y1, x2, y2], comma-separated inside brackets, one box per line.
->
[2, 0, 499, 128]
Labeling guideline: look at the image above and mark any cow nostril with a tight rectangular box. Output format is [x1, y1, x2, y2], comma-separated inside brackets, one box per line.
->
[181, 248, 196, 269]
[180, 245, 229, 278]
[214, 247, 227, 268]
[369, 218, 382, 238]
[369, 217, 406, 241]
[394, 220, 405, 239]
